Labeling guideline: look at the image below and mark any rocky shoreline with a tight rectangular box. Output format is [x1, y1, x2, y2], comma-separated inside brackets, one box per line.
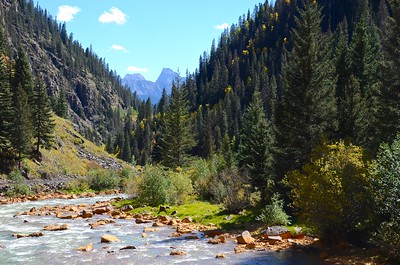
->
[9, 195, 315, 256]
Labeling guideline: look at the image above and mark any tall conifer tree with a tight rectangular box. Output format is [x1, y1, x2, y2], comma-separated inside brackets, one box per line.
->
[160, 80, 195, 168]
[32, 78, 55, 153]
[276, 1, 337, 176]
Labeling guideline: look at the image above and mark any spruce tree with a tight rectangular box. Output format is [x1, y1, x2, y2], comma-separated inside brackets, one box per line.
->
[13, 46, 34, 105]
[55, 89, 68, 118]
[160, 81, 196, 168]
[11, 86, 31, 169]
[0, 50, 14, 172]
[238, 90, 275, 200]
[276, 1, 337, 176]
[348, 12, 382, 152]
[377, 0, 400, 144]
[32, 78, 55, 153]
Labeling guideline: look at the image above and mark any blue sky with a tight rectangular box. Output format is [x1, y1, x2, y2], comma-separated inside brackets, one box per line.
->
[36, 0, 267, 81]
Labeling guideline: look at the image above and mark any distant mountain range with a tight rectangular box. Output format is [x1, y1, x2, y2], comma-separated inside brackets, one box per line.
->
[122, 68, 182, 103]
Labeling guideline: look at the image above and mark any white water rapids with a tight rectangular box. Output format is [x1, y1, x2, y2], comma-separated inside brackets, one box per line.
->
[0, 195, 325, 264]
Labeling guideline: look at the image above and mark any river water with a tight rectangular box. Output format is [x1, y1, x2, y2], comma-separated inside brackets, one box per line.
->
[0, 195, 326, 265]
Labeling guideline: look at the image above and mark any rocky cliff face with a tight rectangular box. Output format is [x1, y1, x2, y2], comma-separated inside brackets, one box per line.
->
[0, 0, 132, 142]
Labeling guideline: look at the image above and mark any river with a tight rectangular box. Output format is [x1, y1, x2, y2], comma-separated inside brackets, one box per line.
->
[0, 195, 326, 264]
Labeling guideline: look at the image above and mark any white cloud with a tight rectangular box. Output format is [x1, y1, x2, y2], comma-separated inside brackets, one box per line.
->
[111, 44, 128, 52]
[127, 66, 148, 73]
[57, 5, 81, 22]
[213, 22, 229, 30]
[99, 7, 128, 25]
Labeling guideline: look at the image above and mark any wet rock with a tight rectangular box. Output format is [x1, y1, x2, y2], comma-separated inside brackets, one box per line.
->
[168, 219, 178, 226]
[90, 219, 116, 229]
[141, 233, 147, 238]
[262, 226, 292, 239]
[245, 243, 257, 249]
[59, 214, 79, 219]
[13, 232, 44, 238]
[207, 238, 220, 245]
[81, 210, 93, 218]
[152, 222, 164, 227]
[135, 218, 152, 224]
[121, 205, 133, 212]
[266, 235, 283, 245]
[216, 253, 226, 258]
[170, 232, 180, 237]
[159, 215, 172, 224]
[236, 231, 255, 244]
[170, 250, 187, 256]
[77, 243, 94, 252]
[203, 229, 224, 237]
[120, 245, 137, 250]
[234, 246, 246, 254]
[181, 217, 193, 223]
[93, 206, 112, 215]
[43, 224, 69, 231]
[101, 234, 120, 243]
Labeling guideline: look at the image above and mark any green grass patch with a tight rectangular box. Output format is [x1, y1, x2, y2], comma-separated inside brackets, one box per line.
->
[113, 199, 255, 229]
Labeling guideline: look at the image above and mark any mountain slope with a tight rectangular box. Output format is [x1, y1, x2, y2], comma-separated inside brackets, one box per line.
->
[0, 0, 136, 142]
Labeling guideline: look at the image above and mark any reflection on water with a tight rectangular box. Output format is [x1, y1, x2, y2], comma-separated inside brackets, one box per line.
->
[0, 195, 326, 265]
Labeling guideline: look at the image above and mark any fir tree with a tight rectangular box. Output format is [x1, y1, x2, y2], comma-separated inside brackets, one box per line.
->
[55, 89, 68, 118]
[238, 90, 275, 200]
[160, 81, 196, 168]
[11, 86, 31, 169]
[0, 50, 14, 172]
[13, 46, 34, 105]
[276, 1, 337, 175]
[377, 0, 400, 144]
[32, 78, 55, 153]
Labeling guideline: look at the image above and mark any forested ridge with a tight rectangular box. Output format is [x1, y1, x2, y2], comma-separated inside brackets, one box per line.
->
[1, 0, 400, 261]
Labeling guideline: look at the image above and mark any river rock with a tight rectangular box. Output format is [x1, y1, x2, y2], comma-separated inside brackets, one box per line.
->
[216, 253, 226, 258]
[101, 234, 120, 243]
[90, 219, 115, 229]
[13, 232, 44, 238]
[120, 245, 137, 250]
[121, 205, 133, 212]
[43, 224, 69, 231]
[77, 243, 94, 252]
[203, 229, 224, 237]
[143, 227, 159, 233]
[181, 217, 193, 223]
[185, 235, 200, 240]
[159, 215, 172, 224]
[152, 222, 164, 227]
[236, 231, 255, 244]
[81, 210, 93, 218]
[262, 226, 292, 239]
[170, 250, 187, 256]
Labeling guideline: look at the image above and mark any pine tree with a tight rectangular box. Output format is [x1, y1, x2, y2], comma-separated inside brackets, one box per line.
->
[238, 90, 275, 200]
[32, 78, 55, 153]
[0, 49, 14, 172]
[377, 0, 400, 144]
[13, 46, 34, 105]
[11, 86, 32, 169]
[276, 1, 337, 176]
[348, 13, 382, 152]
[55, 89, 68, 118]
[160, 81, 196, 168]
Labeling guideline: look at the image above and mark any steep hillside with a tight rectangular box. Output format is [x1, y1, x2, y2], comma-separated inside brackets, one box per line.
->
[24, 115, 125, 179]
[0, 0, 137, 142]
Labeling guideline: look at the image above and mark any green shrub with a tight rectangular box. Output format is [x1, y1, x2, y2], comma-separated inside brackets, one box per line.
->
[88, 169, 120, 191]
[284, 141, 371, 242]
[370, 134, 400, 259]
[136, 165, 172, 206]
[7, 170, 25, 183]
[5, 170, 31, 196]
[5, 183, 31, 196]
[210, 168, 251, 213]
[187, 158, 215, 199]
[256, 193, 291, 226]
[169, 170, 193, 205]
[65, 177, 90, 193]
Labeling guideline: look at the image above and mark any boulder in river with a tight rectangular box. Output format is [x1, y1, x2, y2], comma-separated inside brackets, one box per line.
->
[77, 243, 94, 252]
[43, 224, 69, 231]
[13, 232, 44, 238]
[236, 230, 255, 244]
[170, 250, 187, 256]
[101, 234, 120, 243]
[121, 205, 133, 212]
[120, 245, 137, 250]
[216, 253, 226, 258]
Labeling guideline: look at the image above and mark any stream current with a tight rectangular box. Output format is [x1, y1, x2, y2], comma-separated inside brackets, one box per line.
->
[0, 195, 326, 264]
